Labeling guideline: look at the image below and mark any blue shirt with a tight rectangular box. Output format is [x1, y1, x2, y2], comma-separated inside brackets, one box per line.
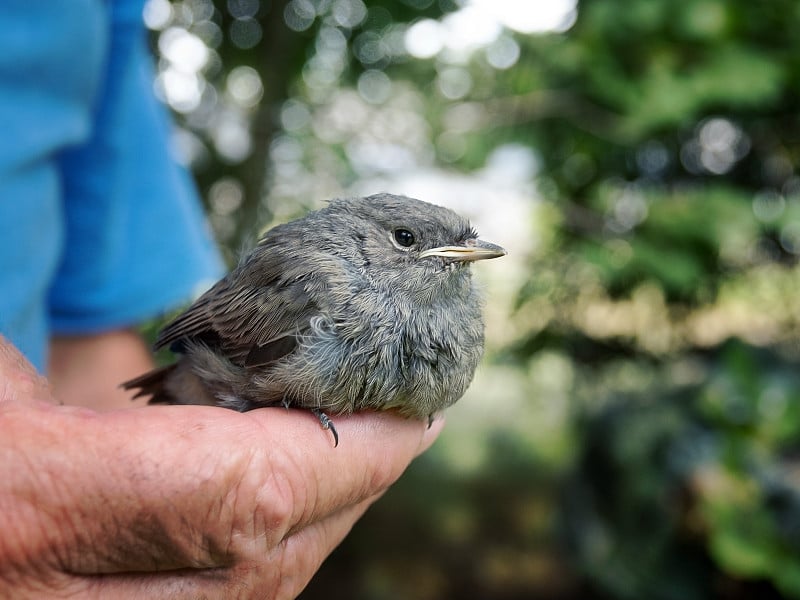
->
[0, 0, 224, 371]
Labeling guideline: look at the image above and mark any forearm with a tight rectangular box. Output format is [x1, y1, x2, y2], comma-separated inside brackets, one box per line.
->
[48, 330, 155, 410]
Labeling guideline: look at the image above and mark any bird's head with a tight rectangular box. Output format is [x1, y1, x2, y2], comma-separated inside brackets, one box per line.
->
[321, 193, 506, 301]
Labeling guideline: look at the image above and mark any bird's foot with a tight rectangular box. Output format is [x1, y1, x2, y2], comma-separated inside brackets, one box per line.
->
[312, 408, 339, 447]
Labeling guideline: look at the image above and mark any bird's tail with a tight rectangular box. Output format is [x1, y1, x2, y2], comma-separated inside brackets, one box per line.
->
[121, 364, 178, 405]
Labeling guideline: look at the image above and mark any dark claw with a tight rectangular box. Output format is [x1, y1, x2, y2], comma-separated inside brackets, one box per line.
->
[312, 408, 339, 447]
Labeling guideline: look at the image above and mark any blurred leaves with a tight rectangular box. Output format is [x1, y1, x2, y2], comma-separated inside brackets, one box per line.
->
[564, 341, 800, 600]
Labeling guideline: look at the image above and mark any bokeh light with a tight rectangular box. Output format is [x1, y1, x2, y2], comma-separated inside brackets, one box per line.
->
[681, 117, 751, 175]
[470, 0, 578, 34]
[404, 19, 443, 59]
[227, 0, 259, 19]
[485, 34, 521, 69]
[226, 65, 263, 108]
[229, 17, 262, 49]
[143, 0, 172, 29]
[284, 0, 316, 32]
[356, 69, 391, 104]
[405, 0, 575, 61]
[331, 0, 367, 29]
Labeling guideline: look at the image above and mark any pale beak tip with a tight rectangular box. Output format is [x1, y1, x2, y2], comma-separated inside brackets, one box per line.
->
[472, 240, 507, 260]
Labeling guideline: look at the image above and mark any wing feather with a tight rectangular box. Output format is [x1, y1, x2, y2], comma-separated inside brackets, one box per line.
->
[155, 236, 321, 366]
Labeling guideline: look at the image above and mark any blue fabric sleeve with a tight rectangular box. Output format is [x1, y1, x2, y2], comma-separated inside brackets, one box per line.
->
[0, 0, 224, 371]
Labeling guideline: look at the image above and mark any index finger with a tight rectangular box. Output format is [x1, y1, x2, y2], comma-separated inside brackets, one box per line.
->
[242, 407, 444, 536]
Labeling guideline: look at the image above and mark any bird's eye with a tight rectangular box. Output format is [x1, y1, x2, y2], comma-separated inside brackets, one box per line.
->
[393, 228, 416, 248]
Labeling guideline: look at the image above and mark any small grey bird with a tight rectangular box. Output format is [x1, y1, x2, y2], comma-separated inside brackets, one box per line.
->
[123, 193, 505, 445]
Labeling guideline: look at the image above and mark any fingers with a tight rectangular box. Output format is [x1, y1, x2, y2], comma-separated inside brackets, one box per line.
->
[73, 568, 256, 600]
[53, 405, 442, 577]
[70, 493, 383, 600]
[242, 408, 444, 538]
[260, 493, 382, 600]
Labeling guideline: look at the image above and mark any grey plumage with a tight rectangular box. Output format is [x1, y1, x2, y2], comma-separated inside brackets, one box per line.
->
[123, 193, 505, 441]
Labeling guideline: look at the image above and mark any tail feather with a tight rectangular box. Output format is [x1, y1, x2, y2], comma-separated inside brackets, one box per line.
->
[121, 364, 178, 404]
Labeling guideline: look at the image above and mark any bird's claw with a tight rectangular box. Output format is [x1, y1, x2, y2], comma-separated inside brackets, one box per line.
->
[312, 408, 339, 447]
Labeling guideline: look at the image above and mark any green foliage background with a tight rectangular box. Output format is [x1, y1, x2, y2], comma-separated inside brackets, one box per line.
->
[152, 0, 800, 597]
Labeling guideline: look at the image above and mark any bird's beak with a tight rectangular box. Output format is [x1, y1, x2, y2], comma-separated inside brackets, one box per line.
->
[419, 239, 507, 262]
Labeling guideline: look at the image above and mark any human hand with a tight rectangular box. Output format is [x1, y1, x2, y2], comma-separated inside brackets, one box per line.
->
[0, 337, 443, 599]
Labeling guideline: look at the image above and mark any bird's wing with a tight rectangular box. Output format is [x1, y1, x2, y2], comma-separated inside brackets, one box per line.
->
[155, 244, 322, 367]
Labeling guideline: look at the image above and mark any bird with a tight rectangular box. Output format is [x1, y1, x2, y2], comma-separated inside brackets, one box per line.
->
[122, 193, 506, 445]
